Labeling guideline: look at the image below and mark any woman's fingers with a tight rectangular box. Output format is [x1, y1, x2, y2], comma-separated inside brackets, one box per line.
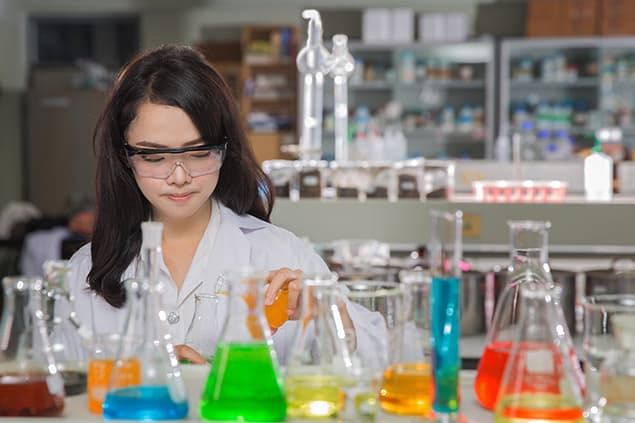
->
[264, 268, 302, 306]
[175, 344, 207, 365]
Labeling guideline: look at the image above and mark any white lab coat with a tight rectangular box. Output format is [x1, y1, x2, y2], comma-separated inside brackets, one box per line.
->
[67, 199, 384, 364]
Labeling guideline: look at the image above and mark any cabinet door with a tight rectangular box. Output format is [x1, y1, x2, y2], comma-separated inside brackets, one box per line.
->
[27, 90, 104, 214]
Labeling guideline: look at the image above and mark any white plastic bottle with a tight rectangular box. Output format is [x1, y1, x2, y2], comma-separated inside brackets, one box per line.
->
[584, 138, 613, 201]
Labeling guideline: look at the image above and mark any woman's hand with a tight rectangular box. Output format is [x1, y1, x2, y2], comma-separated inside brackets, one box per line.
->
[265, 267, 303, 320]
[175, 344, 207, 365]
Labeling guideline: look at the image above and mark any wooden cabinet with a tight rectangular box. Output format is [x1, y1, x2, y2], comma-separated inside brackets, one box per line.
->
[240, 25, 298, 164]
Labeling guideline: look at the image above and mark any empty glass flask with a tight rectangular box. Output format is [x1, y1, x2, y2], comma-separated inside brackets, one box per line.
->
[199, 268, 286, 422]
[0, 276, 65, 417]
[184, 293, 220, 364]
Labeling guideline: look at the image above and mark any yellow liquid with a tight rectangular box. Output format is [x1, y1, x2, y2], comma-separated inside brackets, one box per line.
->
[286, 374, 349, 418]
[495, 393, 584, 423]
[379, 362, 433, 416]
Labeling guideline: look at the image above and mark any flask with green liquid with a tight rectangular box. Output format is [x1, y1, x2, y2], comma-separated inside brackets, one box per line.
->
[199, 268, 286, 422]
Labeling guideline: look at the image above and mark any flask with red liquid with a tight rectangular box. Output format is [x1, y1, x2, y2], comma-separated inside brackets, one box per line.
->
[0, 276, 65, 417]
[474, 221, 555, 410]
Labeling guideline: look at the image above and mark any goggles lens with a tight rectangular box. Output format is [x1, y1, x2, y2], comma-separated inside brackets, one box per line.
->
[125, 143, 227, 179]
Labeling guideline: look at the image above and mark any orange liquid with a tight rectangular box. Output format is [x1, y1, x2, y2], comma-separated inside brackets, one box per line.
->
[88, 358, 141, 413]
[265, 287, 289, 330]
[379, 362, 433, 416]
[0, 373, 64, 417]
[474, 341, 512, 410]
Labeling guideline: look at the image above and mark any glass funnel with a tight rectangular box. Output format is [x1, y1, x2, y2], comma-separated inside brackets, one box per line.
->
[494, 283, 584, 423]
[200, 268, 286, 422]
[0, 275, 65, 417]
[101, 222, 188, 420]
[475, 220, 556, 410]
[428, 209, 463, 421]
[285, 273, 353, 420]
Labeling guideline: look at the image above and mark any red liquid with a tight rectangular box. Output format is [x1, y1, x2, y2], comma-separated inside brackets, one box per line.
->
[474, 341, 512, 410]
[0, 373, 65, 417]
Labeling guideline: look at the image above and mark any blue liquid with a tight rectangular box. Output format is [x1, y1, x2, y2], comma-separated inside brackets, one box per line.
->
[431, 276, 460, 414]
[102, 385, 188, 420]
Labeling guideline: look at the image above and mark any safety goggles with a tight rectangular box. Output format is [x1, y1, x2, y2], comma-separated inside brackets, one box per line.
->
[124, 141, 228, 179]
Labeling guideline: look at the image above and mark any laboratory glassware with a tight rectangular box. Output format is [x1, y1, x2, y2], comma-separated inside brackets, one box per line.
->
[0, 275, 65, 416]
[101, 221, 188, 420]
[475, 220, 556, 410]
[285, 273, 353, 419]
[494, 283, 584, 423]
[329, 33, 355, 162]
[429, 209, 462, 421]
[199, 268, 286, 422]
[184, 293, 220, 364]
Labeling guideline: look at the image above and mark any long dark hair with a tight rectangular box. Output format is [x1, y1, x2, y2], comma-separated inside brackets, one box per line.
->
[89, 44, 274, 307]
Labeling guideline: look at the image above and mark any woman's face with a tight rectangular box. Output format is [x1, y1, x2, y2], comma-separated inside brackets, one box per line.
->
[125, 102, 218, 223]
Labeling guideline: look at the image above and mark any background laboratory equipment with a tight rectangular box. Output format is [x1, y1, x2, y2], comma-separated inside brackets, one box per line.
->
[329, 34, 355, 162]
[0, 276, 65, 417]
[296, 9, 332, 160]
[285, 273, 352, 420]
[200, 268, 286, 422]
[494, 284, 584, 423]
[428, 209, 462, 421]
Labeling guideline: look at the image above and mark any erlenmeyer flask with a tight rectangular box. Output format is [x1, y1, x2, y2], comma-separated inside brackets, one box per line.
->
[0, 276, 65, 416]
[475, 220, 556, 410]
[102, 222, 188, 420]
[494, 283, 584, 423]
[43, 259, 88, 396]
[429, 209, 463, 421]
[200, 268, 286, 422]
[184, 293, 220, 364]
[285, 273, 354, 419]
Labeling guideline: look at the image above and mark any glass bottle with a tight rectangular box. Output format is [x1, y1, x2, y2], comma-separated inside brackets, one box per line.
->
[0, 275, 65, 416]
[474, 220, 555, 410]
[101, 221, 188, 420]
[429, 209, 463, 422]
[494, 283, 584, 423]
[184, 293, 220, 364]
[285, 273, 353, 420]
[598, 313, 635, 421]
[200, 268, 286, 422]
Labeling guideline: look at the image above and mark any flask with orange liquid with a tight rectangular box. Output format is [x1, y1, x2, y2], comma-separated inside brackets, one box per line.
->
[494, 283, 584, 423]
[475, 220, 569, 411]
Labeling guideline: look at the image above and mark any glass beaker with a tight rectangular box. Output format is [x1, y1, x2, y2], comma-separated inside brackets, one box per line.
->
[184, 293, 220, 364]
[582, 294, 635, 422]
[87, 333, 121, 414]
[285, 273, 353, 420]
[102, 278, 188, 420]
[475, 220, 555, 410]
[338, 280, 410, 421]
[429, 209, 462, 421]
[378, 269, 433, 417]
[599, 313, 635, 421]
[0, 275, 65, 417]
[200, 268, 286, 422]
[494, 283, 584, 423]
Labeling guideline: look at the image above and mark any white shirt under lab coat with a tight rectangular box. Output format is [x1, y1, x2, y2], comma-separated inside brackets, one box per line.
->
[67, 199, 385, 365]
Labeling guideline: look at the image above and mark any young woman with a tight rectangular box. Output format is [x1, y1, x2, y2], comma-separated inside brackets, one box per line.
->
[67, 44, 380, 364]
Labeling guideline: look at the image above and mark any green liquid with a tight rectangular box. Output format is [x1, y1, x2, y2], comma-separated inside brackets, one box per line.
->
[199, 342, 286, 421]
[286, 374, 349, 418]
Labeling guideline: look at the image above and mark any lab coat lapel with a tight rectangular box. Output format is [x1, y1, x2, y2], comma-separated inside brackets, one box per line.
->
[176, 206, 252, 307]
